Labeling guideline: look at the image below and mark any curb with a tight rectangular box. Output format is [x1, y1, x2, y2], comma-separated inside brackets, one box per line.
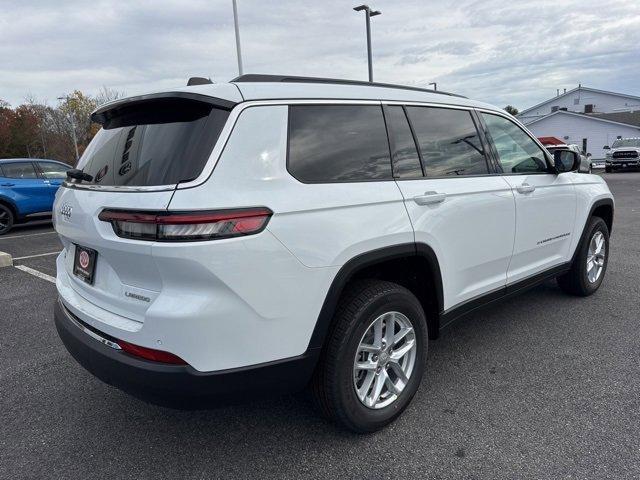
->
[0, 251, 13, 268]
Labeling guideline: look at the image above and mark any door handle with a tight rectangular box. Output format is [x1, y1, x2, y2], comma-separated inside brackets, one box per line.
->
[516, 183, 536, 194]
[1, 183, 15, 187]
[413, 191, 447, 205]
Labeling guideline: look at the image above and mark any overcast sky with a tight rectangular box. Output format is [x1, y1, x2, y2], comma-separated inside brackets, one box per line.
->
[1, 0, 639, 110]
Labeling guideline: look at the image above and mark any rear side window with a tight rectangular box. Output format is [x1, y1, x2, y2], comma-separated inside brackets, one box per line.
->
[288, 105, 392, 183]
[78, 98, 230, 187]
[481, 113, 548, 174]
[385, 106, 423, 179]
[406, 107, 488, 176]
[38, 162, 69, 179]
[1, 162, 38, 179]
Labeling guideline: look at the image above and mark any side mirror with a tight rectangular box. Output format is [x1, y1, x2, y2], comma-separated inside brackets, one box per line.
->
[603, 145, 610, 150]
[553, 150, 580, 173]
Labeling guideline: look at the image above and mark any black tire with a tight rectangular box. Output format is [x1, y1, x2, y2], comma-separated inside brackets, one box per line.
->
[605, 166, 612, 173]
[0, 203, 14, 235]
[311, 280, 428, 433]
[557, 217, 609, 296]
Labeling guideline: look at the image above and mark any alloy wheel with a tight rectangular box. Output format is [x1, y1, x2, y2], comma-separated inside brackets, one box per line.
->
[353, 311, 417, 409]
[0, 208, 11, 233]
[586, 231, 606, 283]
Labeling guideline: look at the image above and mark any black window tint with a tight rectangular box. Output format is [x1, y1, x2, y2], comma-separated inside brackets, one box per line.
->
[288, 105, 392, 182]
[77, 98, 230, 186]
[481, 113, 548, 174]
[38, 162, 69, 179]
[406, 107, 488, 176]
[385, 106, 423, 179]
[1, 162, 38, 179]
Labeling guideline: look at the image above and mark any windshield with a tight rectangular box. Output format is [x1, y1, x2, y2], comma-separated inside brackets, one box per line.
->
[612, 138, 640, 148]
[77, 97, 230, 187]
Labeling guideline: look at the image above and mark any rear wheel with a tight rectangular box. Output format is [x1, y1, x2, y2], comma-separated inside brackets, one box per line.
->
[0, 204, 14, 235]
[605, 166, 612, 173]
[311, 280, 428, 433]
[557, 217, 609, 296]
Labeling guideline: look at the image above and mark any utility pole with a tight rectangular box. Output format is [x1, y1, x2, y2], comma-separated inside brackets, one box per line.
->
[353, 5, 381, 82]
[232, 0, 244, 75]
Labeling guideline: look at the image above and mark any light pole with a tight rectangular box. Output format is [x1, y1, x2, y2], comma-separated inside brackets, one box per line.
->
[353, 5, 381, 82]
[428, 82, 437, 91]
[57, 96, 79, 162]
[232, 0, 244, 75]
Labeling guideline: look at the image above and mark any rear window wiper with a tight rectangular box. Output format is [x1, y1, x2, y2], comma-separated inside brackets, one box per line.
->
[66, 169, 94, 183]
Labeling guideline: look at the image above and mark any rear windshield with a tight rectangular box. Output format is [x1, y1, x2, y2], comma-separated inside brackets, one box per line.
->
[77, 97, 230, 187]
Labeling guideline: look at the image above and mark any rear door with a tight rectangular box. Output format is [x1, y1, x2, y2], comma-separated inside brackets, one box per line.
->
[0, 161, 50, 215]
[478, 111, 576, 283]
[386, 104, 516, 311]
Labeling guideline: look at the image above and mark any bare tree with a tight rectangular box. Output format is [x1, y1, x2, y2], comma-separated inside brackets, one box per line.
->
[95, 86, 126, 107]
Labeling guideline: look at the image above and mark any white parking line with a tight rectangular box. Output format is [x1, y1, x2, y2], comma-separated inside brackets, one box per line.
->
[0, 231, 57, 240]
[12, 251, 61, 261]
[14, 265, 56, 284]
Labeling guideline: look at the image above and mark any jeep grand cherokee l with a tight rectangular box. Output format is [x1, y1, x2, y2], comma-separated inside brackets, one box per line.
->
[53, 75, 614, 432]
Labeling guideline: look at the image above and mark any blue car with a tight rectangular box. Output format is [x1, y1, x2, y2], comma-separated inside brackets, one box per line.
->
[0, 158, 71, 235]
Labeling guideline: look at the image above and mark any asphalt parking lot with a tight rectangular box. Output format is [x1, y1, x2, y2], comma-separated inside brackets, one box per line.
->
[1, 172, 639, 479]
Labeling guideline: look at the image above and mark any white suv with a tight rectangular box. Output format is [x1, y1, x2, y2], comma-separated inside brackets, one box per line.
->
[604, 137, 640, 172]
[53, 75, 614, 432]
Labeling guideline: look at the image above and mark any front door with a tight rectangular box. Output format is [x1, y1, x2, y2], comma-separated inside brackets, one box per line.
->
[479, 112, 577, 284]
[385, 104, 516, 311]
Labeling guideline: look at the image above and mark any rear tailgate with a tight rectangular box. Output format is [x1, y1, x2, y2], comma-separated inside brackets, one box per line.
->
[54, 186, 174, 323]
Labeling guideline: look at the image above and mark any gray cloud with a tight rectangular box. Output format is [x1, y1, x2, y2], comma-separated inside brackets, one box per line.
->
[398, 41, 479, 64]
[1, 0, 639, 112]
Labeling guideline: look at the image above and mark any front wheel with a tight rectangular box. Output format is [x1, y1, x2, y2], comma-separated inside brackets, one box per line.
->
[311, 280, 428, 433]
[557, 217, 609, 296]
[0, 204, 14, 235]
[605, 166, 612, 173]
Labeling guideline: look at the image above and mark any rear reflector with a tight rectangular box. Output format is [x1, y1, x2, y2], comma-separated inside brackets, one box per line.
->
[98, 207, 272, 242]
[117, 340, 187, 365]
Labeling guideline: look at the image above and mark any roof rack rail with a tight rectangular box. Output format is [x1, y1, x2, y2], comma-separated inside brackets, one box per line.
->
[230, 74, 465, 98]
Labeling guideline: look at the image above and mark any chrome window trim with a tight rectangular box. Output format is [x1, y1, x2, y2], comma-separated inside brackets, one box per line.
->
[382, 100, 476, 111]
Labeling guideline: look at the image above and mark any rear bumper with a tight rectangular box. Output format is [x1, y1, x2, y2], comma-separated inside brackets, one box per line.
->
[54, 298, 319, 407]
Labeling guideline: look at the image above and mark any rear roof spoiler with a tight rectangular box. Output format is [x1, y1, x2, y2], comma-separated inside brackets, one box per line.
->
[91, 92, 237, 125]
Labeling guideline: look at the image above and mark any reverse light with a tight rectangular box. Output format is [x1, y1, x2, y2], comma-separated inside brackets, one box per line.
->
[98, 207, 273, 242]
[117, 340, 187, 365]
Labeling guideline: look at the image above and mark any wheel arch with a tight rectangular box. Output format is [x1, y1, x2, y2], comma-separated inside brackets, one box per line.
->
[571, 198, 614, 265]
[308, 243, 444, 351]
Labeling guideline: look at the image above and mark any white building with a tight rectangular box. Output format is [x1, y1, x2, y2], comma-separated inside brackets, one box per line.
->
[518, 86, 640, 159]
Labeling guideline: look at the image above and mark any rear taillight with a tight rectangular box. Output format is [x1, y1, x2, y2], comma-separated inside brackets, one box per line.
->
[117, 340, 187, 365]
[98, 207, 272, 242]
